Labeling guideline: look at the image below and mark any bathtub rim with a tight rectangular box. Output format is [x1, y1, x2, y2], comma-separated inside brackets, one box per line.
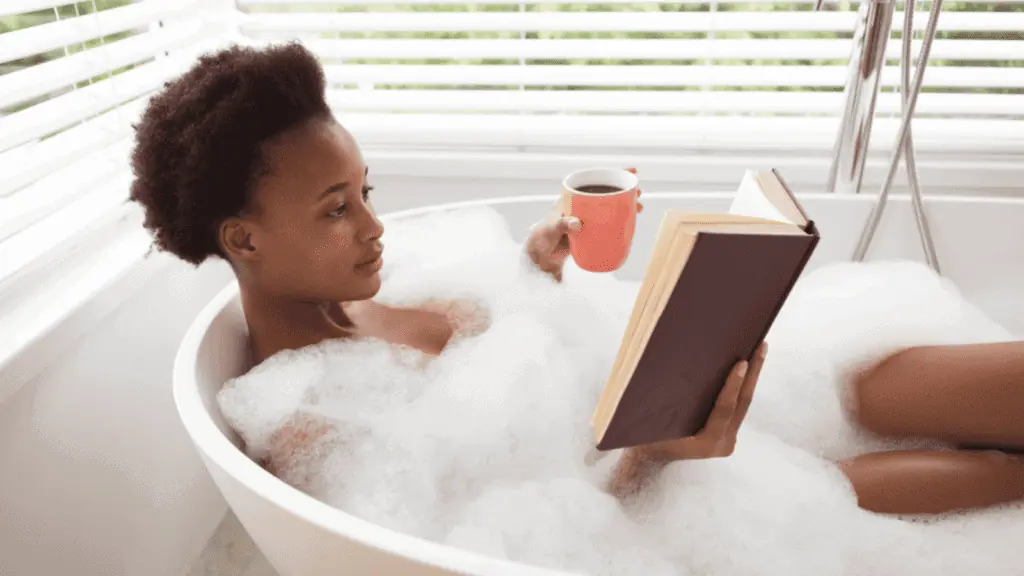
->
[173, 191, 1024, 576]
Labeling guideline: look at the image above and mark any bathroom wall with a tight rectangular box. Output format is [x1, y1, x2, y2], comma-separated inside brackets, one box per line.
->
[0, 255, 234, 576]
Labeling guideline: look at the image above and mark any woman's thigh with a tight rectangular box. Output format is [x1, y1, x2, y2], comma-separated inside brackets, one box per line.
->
[850, 341, 1024, 449]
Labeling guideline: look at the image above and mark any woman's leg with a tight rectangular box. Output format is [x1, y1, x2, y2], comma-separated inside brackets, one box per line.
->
[840, 449, 1024, 515]
[851, 341, 1024, 449]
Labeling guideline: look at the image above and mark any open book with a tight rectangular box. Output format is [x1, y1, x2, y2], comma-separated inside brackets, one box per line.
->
[591, 169, 820, 451]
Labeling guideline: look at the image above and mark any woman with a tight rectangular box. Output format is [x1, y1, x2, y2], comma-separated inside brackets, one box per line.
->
[128, 42, 1022, 514]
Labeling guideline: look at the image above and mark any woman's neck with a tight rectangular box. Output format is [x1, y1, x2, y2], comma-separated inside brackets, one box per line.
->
[240, 285, 358, 365]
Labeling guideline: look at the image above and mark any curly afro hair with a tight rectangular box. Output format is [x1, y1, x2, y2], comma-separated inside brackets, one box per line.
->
[129, 42, 333, 265]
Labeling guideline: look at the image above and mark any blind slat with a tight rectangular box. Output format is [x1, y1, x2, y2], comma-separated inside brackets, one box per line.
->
[0, 172, 131, 282]
[0, 99, 145, 198]
[325, 64, 1024, 89]
[239, 0, 1024, 4]
[242, 11, 1024, 34]
[0, 139, 131, 242]
[0, 51, 196, 153]
[0, 20, 209, 111]
[336, 113, 1024, 153]
[302, 38, 1024, 61]
[0, 0, 200, 65]
[327, 89, 1024, 115]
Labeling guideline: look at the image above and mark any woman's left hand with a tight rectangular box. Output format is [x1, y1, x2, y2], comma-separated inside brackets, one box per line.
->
[524, 168, 644, 281]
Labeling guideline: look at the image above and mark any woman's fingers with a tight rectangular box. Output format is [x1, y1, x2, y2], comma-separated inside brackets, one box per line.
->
[555, 215, 582, 234]
[534, 216, 578, 257]
[639, 342, 767, 462]
[727, 342, 768, 434]
[701, 358, 750, 437]
[534, 216, 579, 243]
[629, 166, 642, 213]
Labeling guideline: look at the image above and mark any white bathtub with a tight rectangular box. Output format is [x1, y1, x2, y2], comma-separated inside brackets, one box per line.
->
[173, 192, 1024, 576]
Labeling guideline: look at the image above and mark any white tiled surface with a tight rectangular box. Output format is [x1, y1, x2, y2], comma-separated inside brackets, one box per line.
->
[184, 513, 278, 576]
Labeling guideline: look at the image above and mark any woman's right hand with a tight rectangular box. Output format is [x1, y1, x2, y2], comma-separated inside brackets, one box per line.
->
[609, 342, 768, 497]
[645, 341, 768, 462]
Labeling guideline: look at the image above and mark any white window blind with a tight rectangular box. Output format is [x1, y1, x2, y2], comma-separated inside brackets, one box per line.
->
[2, 0, 1021, 291]
[236, 0, 1024, 154]
[0, 0, 232, 287]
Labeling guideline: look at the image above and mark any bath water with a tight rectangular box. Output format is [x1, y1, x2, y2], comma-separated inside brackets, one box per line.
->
[218, 206, 1023, 576]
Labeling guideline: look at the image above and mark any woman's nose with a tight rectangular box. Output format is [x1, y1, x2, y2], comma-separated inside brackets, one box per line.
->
[359, 204, 385, 242]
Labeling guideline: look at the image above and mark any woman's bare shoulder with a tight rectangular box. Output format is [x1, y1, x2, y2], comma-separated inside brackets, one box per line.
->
[418, 297, 492, 339]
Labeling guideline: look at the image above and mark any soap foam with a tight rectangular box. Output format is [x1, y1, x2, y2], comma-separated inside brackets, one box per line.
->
[218, 206, 1022, 576]
[747, 259, 1015, 462]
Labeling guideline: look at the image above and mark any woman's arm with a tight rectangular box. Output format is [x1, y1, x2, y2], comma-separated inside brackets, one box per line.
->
[607, 343, 768, 499]
[261, 413, 337, 490]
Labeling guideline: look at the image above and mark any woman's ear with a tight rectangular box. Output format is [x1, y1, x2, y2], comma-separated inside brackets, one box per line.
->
[219, 218, 259, 263]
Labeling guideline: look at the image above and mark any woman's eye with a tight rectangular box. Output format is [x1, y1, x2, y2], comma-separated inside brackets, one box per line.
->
[326, 187, 372, 217]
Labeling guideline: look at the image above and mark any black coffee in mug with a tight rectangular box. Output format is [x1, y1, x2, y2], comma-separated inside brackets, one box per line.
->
[576, 184, 625, 194]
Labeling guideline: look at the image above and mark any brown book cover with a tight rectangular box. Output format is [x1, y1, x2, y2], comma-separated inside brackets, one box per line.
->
[592, 169, 820, 451]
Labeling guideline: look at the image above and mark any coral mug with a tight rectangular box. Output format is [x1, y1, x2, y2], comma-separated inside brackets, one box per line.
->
[560, 168, 640, 273]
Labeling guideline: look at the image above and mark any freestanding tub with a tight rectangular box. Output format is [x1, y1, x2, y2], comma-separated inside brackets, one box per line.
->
[173, 192, 1024, 576]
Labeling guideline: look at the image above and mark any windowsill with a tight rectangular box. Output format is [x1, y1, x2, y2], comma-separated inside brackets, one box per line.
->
[363, 147, 1024, 197]
[343, 113, 1024, 157]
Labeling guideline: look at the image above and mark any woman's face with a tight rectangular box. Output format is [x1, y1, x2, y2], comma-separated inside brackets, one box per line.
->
[230, 118, 385, 303]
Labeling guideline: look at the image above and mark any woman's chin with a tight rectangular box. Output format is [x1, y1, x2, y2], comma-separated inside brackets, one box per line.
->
[347, 274, 383, 301]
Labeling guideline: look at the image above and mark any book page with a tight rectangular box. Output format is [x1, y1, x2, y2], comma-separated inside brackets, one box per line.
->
[592, 212, 686, 428]
[593, 225, 699, 444]
[728, 170, 794, 225]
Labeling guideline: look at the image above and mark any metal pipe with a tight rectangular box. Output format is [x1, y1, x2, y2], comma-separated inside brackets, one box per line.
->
[824, 0, 895, 195]
[852, 0, 944, 262]
[900, 0, 941, 272]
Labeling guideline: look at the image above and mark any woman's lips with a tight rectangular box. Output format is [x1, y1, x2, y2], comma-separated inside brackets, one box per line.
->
[355, 252, 384, 273]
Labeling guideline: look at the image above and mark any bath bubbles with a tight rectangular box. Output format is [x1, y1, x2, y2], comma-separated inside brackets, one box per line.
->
[448, 477, 680, 576]
[747, 260, 1016, 462]
[217, 206, 1023, 576]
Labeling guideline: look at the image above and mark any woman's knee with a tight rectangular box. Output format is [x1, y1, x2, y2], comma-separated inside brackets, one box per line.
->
[849, 342, 1024, 446]
[846, 347, 921, 438]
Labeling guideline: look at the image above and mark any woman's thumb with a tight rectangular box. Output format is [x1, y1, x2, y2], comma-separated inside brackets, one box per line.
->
[557, 216, 582, 234]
